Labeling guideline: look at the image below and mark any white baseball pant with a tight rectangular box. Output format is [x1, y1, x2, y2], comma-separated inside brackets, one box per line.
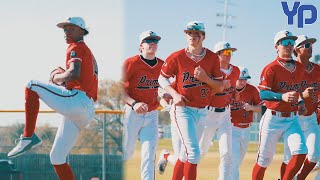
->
[314, 124, 320, 180]
[257, 109, 307, 167]
[231, 125, 250, 180]
[283, 112, 320, 164]
[27, 80, 95, 165]
[173, 105, 206, 164]
[199, 106, 232, 180]
[167, 106, 181, 165]
[122, 104, 159, 180]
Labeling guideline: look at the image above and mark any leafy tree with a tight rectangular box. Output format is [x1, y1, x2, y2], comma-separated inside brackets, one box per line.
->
[88, 80, 124, 154]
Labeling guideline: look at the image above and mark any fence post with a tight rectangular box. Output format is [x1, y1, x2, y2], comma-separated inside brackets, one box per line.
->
[102, 113, 107, 180]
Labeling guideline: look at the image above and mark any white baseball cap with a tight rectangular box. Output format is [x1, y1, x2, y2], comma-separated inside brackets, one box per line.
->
[274, 30, 297, 45]
[294, 35, 317, 48]
[213, 41, 237, 53]
[57, 17, 89, 35]
[139, 30, 161, 44]
[238, 66, 251, 79]
[184, 21, 205, 34]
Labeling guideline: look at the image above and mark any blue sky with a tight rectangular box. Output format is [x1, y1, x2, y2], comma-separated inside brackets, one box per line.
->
[124, 0, 320, 86]
[1, 0, 319, 114]
[0, 0, 123, 126]
[1, 0, 123, 110]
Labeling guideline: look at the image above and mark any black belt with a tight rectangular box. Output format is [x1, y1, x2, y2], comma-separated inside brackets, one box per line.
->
[215, 107, 226, 112]
[207, 106, 226, 112]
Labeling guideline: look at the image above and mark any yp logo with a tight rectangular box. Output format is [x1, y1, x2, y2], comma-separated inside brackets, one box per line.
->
[281, 1, 317, 28]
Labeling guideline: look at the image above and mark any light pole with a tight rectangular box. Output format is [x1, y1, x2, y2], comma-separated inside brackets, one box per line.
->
[216, 0, 236, 41]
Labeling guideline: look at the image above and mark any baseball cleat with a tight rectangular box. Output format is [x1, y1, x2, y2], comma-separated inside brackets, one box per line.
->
[8, 134, 42, 158]
[157, 149, 169, 175]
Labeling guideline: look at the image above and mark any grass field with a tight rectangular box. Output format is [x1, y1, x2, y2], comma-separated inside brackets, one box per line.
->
[125, 139, 318, 180]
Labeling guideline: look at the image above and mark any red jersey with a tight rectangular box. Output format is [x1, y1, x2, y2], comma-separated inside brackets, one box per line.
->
[161, 48, 222, 108]
[209, 64, 240, 107]
[231, 84, 264, 123]
[258, 57, 306, 112]
[65, 41, 98, 101]
[122, 55, 164, 111]
[300, 62, 320, 116]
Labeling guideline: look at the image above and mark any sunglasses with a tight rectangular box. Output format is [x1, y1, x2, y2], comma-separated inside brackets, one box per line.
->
[298, 43, 312, 49]
[142, 39, 159, 44]
[221, 49, 233, 56]
[278, 39, 295, 46]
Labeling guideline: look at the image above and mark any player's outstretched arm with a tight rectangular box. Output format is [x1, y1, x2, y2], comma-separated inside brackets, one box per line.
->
[53, 61, 81, 83]
[158, 75, 189, 106]
[243, 103, 262, 112]
[122, 84, 148, 114]
[260, 90, 283, 101]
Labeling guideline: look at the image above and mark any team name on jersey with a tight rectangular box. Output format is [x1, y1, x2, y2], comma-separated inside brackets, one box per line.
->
[182, 71, 206, 88]
[278, 81, 301, 91]
[216, 86, 235, 96]
[230, 99, 245, 111]
[137, 75, 159, 90]
[300, 80, 318, 91]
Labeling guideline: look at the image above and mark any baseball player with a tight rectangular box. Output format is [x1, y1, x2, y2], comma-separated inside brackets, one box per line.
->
[198, 41, 239, 180]
[281, 35, 320, 179]
[252, 30, 308, 180]
[314, 101, 320, 180]
[156, 81, 182, 175]
[230, 66, 264, 180]
[122, 30, 164, 180]
[158, 21, 225, 180]
[8, 17, 98, 180]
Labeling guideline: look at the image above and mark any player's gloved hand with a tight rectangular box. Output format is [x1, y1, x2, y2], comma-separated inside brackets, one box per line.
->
[302, 87, 314, 99]
[49, 66, 66, 86]
[282, 91, 298, 102]
[194, 66, 209, 82]
[298, 103, 307, 115]
[243, 103, 253, 111]
[172, 93, 189, 106]
[133, 102, 148, 114]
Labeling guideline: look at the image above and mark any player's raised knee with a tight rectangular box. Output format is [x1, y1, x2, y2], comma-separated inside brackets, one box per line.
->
[25, 79, 39, 89]
[50, 150, 67, 165]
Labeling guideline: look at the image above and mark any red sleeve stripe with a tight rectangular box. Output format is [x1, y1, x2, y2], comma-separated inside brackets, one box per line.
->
[258, 85, 271, 90]
[213, 76, 223, 80]
[161, 70, 172, 78]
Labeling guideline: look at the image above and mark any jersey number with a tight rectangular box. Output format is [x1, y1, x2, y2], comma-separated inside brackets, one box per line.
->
[201, 88, 209, 98]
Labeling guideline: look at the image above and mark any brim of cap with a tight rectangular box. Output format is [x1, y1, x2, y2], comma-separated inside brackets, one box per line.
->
[145, 36, 161, 41]
[239, 76, 251, 79]
[295, 38, 317, 48]
[215, 47, 237, 53]
[276, 36, 298, 45]
[140, 36, 161, 44]
[56, 22, 89, 34]
[184, 30, 205, 33]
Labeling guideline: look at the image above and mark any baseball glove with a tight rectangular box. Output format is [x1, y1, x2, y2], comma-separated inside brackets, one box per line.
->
[49, 66, 66, 86]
